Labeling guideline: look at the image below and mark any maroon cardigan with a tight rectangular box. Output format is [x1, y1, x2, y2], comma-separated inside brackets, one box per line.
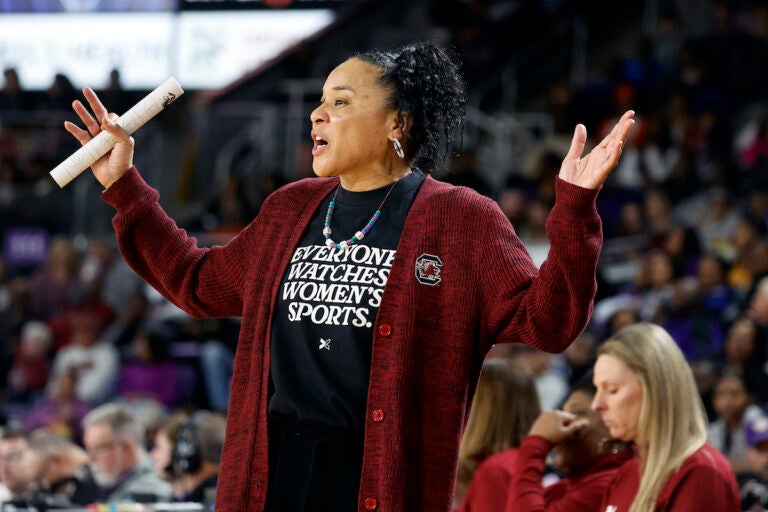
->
[103, 168, 602, 512]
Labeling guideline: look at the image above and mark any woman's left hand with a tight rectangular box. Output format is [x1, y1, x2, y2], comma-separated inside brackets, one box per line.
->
[558, 110, 635, 190]
[528, 410, 589, 445]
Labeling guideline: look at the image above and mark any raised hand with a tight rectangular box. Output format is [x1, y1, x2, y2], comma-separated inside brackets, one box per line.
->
[64, 87, 134, 189]
[558, 110, 635, 190]
[528, 410, 589, 445]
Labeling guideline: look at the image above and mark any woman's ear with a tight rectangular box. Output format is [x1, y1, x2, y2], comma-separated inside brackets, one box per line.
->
[390, 111, 413, 141]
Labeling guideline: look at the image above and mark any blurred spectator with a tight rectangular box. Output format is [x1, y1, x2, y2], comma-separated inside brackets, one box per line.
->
[605, 307, 640, 339]
[740, 413, 768, 510]
[47, 249, 116, 352]
[117, 324, 182, 409]
[614, 201, 646, 238]
[23, 368, 90, 443]
[0, 68, 27, 111]
[720, 317, 768, 405]
[181, 316, 240, 411]
[29, 429, 99, 506]
[82, 403, 173, 502]
[101, 256, 144, 316]
[636, 113, 681, 187]
[739, 113, 768, 172]
[149, 412, 187, 497]
[98, 68, 130, 117]
[101, 291, 151, 357]
[515, 199, 551, 269]
[200, 339, 234, 413]
[49, 312, 119, 405]
[170, 411, 226, 504]
[643, 189, 675, 242]
[517, 346, 568, 411]
[747, 276, 768, 329]
[454, 358, 540, 510]
[661, 224, 702, 278]
[6, 320, 52, 404]
[635, 250, 677, 322]
[562, 330, 596, 388]
[696, 188, 741, 259]
[707, 373, 764, 476]
[199, 174, 257, 245]
[443, 150, 491, 197]
[663, 253, 735, 360]
[0, 277, 30, 386]
[27, 237, 81, 320]
[0, 428, 40, 507]
[728, 213, 768, 292]
[691, 358, 719, 422]
[35, 73, 77, 112]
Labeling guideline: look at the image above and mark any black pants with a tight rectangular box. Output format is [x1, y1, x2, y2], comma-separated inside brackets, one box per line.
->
[265, 417, 364, 512]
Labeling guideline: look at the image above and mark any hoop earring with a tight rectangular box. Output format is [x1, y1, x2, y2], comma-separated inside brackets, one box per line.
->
[393, 138, 405, 159]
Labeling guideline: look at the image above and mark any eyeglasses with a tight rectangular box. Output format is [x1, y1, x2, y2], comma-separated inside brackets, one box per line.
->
[85, 440, 119, 457]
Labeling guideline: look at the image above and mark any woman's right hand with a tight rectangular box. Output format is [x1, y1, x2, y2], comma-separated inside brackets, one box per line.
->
[64, 87, 135, 189]
[528, 410, 588, 445]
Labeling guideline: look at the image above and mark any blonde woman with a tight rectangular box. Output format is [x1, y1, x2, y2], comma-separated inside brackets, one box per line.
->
[592, 323, 739, 511]
[455, 358, 540, 511]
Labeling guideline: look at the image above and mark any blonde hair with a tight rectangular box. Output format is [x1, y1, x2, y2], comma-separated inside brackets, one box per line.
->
[598, 323, 707, 512]
[456, 358, 540, 493]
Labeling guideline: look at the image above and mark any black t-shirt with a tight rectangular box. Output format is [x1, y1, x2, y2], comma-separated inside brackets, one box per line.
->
[269, 170, 425, 431]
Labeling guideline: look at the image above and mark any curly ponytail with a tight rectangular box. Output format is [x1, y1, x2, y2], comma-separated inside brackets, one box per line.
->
[357, 41, 466, 172]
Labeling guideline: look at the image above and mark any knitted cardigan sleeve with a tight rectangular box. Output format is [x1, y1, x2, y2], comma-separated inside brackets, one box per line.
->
[102, 167, 251, 318]
[474, 177, 601, 353]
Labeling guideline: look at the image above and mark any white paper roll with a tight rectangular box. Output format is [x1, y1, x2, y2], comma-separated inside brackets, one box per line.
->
[50, 77, 184, 188]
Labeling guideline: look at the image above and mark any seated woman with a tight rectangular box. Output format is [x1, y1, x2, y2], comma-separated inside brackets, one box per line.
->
[506, 371, 633, 511]
[454, 358, 540, 511]
[592, 322, 740, 511]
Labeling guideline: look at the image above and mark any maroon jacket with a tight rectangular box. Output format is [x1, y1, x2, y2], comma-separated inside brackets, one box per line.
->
[507, 435, 632, 512]
[458, 448, 520, 512]
[600, 443, 740, 511]
[103, 168, 602, 512]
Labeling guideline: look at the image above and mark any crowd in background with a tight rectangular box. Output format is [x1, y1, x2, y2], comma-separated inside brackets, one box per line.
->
[2, 0, 768, 509]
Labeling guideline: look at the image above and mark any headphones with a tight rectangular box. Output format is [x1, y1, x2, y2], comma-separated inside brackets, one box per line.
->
[171, 413, 204, 476]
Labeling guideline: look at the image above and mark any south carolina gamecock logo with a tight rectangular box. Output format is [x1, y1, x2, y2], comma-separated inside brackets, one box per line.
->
[415, 254, 442, 286]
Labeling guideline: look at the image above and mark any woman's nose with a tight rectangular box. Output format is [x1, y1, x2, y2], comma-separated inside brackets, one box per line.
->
[310, 104, 327, 124]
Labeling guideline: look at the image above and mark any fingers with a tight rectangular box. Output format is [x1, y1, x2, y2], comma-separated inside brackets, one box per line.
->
[564, 123, 587, 162]
[600, 110, 636, 148]
[82, 87, 110, 125]
[564, 417, 589, 431]
[72, 100, 101, 136]
[63, 120, 92, 146]
[101, 113, 131, 143]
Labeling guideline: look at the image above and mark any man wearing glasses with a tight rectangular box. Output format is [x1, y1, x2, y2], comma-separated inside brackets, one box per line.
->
[82, 403, 172, 503]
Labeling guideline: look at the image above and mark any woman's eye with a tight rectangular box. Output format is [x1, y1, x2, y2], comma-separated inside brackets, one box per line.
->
[334, 98, 345, 106]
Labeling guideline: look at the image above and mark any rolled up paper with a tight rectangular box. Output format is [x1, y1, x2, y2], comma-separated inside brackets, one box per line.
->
[50, 77, 184, 188]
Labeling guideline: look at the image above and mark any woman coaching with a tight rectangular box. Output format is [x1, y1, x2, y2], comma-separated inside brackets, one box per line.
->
[65, 41, 634, 512]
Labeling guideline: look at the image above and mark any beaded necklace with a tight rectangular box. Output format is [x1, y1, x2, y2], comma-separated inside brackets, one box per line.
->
[323, 178, 400, 251]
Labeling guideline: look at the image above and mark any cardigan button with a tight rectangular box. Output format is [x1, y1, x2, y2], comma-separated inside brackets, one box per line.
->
[378, 323, 392, 337]
[364, 497, 378, 510]
[372, 409, 385, 422]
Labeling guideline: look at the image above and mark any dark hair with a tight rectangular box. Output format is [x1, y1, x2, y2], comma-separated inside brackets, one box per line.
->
[357, 41, 466, 172]
[571, 369, 596, 397]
